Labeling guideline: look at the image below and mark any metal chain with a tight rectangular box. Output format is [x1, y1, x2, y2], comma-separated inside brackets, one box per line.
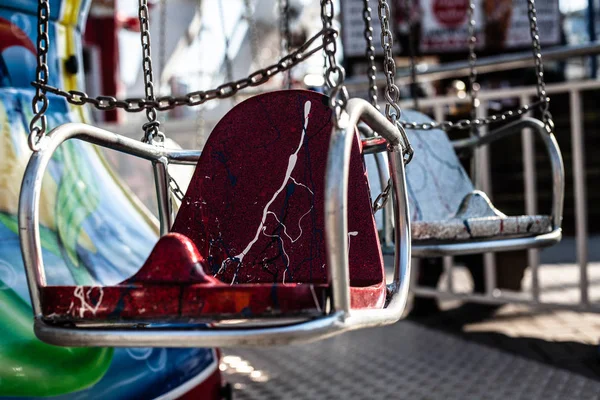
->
[404, 0, 419, 110]
[362, 0, 379, 109]
[169, 176, 186, 201]
[370, 0, 414, 212]
[138, 0, 163, 144]
[321, 0, 349, 124]
[218, 0, 234, 85]
[377, 0, 413, 164]
[279, 0, 292, 88]
[243, 0, 259, 68]
[527, 0, 553, 132]
[33, 28, 336, 112]
[467, 0, 479, 136]
[159, 0, 167, 95]
[373, 178, 392, 212]
[28, 0, 51, 151]
[401, 100, 543, 131]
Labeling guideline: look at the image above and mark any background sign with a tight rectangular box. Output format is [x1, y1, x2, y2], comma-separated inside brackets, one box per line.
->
[341, 0, 400, 58]
[341, 0, 561, 57]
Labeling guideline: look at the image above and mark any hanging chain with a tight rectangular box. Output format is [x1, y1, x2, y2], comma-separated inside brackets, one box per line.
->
[371, 0, 413, 212]
[373, 178, 393, 212]
[158, 0, 167, 95]
[28, 0, 51, 151]
[404, 0, 419, 110]
[321, 0, 349, 124]
[138, 0, 163, 144]
[33, 28, 336, 112]
[377, 0, 413, 164]
[196, 1, 207, 150]
[402, 101, 544, 130]
[218, 0, 234, 86]
[169, 175, 186, 201]
[362, 0, 379, 108]
[527, 0, 553, 132]
[279, 0, 292, 88]
[243, 0, 259, 68]
[467, 0, 479, 137]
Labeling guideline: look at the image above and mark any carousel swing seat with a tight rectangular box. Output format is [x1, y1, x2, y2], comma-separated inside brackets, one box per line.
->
[20, 90, 412, 347]
[368, 109, 564, 257]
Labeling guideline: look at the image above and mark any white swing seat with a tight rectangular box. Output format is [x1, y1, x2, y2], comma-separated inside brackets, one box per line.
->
[388, 110, 563, 256]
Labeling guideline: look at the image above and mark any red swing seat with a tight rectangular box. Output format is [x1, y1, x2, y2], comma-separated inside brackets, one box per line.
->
[40, 90, 386, 325]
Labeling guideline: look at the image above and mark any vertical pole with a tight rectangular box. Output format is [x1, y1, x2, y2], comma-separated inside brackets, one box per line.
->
[570, 89, 589, 305]
[475, 103, 497, 296]
[434, 104, 455, 293]
[153, 159, 173, 237]
[589, 0, 597, 78]
[520, 94, 540, 303]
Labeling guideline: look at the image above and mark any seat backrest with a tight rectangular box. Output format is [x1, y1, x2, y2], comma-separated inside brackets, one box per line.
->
[172, 90, 384, 286]
[401, 110, 475, 222]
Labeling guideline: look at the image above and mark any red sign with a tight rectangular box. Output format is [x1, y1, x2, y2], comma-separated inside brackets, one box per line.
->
[432, 0, 469, 28]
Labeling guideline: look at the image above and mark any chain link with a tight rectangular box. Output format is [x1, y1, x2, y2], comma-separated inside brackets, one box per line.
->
[28, 0, 51, 151]
[218, 0, 234, 86]
[362, 0, 379, 109]
[158, 0, 167, 95]
[279, 0, 292, 88]
[169, 176, 186, 202]
[401, 100, 543, 131]
[243, 0, 259, 68]
[138, 0, 163, 144]
[373, 178, 392, 212]
[377, 0, 413, 164]
[32, 28, 335, 113]
[467, 0, 479, 136]
[372, 0, 413, 211]
[527, 0, 553, 132]
[321, 0, 349, 124]
[403, 0, 419, 110]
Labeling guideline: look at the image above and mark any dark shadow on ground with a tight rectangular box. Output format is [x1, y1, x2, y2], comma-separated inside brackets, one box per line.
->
[410, 303, 600, 381]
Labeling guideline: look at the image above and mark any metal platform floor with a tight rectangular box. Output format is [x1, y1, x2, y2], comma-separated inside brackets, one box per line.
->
[222, 262, 600, 399]
[223, 318, 600, 399]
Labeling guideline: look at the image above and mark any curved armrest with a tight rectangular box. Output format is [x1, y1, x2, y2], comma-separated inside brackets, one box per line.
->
[452, 118, 564, 230]
[324, 98, 412, 326]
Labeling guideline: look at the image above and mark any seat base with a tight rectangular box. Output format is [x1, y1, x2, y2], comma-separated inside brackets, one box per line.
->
[411, 190, 552, 241]
[40, 233, 385, 324]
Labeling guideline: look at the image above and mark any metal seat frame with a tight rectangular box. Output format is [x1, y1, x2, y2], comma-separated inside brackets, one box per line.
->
[19, 98, 412, 348]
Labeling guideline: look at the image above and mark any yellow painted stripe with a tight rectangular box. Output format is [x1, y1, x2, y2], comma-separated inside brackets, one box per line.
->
[58, 23, 86, 121]
[61, 0, 83, 26]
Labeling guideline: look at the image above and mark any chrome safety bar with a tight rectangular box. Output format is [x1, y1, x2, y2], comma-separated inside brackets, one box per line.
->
[19, 98, 411, 347]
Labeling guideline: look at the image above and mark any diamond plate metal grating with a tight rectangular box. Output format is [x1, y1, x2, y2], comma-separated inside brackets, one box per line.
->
[222, 320, 600, 400]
